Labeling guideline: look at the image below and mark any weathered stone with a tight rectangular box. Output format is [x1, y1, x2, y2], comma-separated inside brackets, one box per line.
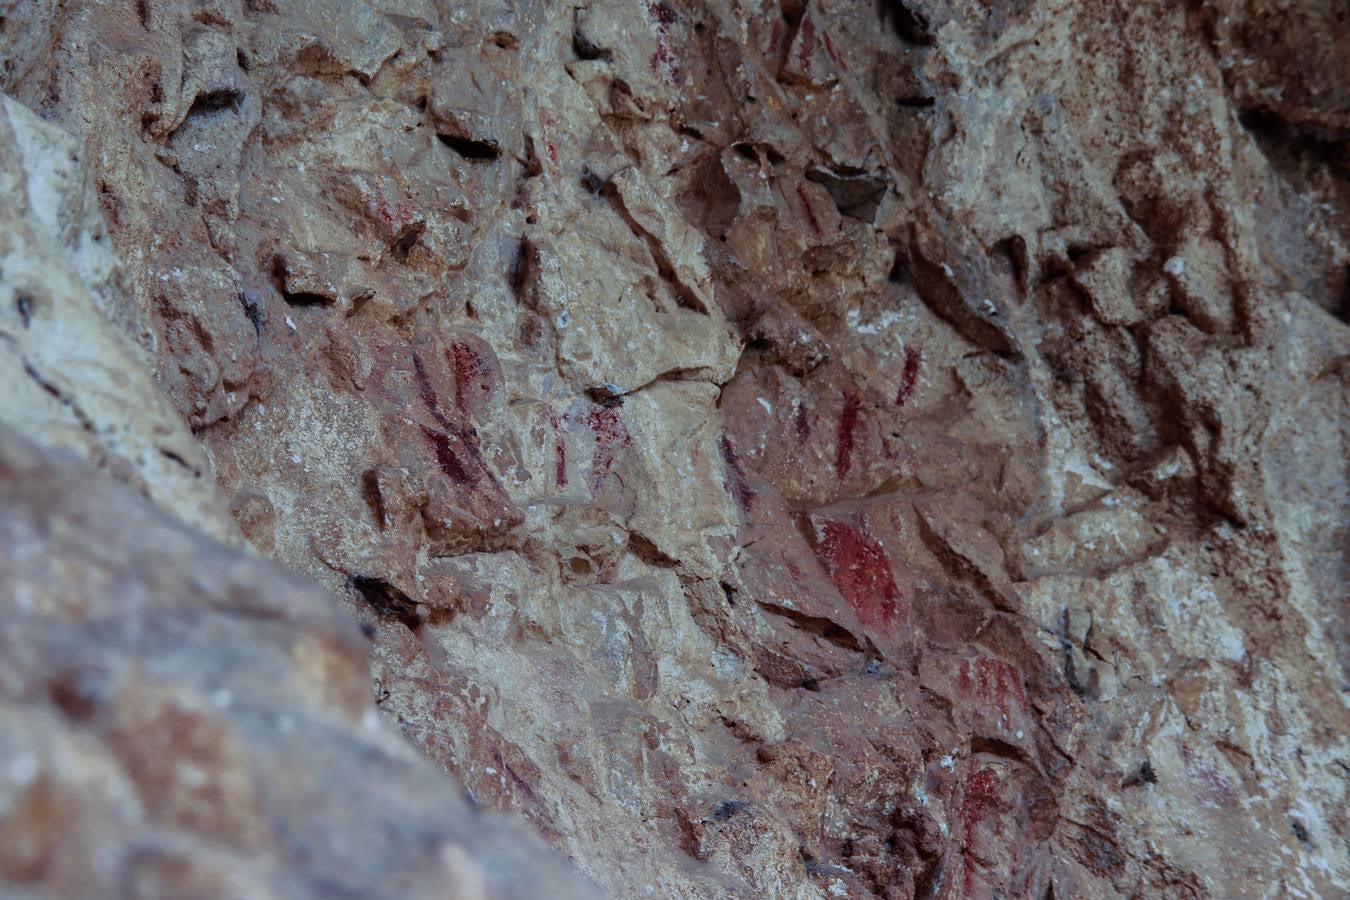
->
[2, 0, 1348, 896]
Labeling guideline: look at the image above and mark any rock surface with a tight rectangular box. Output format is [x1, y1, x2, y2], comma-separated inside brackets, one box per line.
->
[2, 0, 1348, 897]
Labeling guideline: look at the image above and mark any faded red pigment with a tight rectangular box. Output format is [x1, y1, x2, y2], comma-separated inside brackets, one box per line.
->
[718, 435, 756, 512]
[834, 392, 862, 477]
[959, 657, 1030, 731]
[798, 17, 815, 73]
[585, 406, 630, 488]
[645, 0, 678, 81]
[794, 402, 811, 441]
[961, 766, 1003, 894]
[547, 409, 567, 487]
[796, 182, 822, 235]
[373, 191, 417, 225]
[823, 31, 845, 69]
[895, 345, 921, 406]
[448, 341, 489, 414]
[814, 520, 902, 628]
[409, 349, 491, 488]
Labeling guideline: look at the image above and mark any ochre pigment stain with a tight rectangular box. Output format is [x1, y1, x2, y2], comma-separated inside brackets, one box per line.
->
[814, 519, 902, 628]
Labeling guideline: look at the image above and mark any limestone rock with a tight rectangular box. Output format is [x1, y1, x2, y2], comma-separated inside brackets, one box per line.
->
[2, 0, 1348, 897]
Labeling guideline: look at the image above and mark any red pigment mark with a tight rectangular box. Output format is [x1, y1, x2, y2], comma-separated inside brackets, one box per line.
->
[961, 767, 1004, 895]
[822, 31, 845, 69]
[960, 657, 1030, 731]
[1179, 742, 1237, 807]
[834, 392, 861, 478]
[718, 435, 756, 513]
[448, 341, 490, 415]
[814, 520, 903, 629]
[796, 183, 822, 236]
[785, 558, 802, 580]
[411, 351, 451, 430]
[373, 192, 417, 226]
[538, 110, 559, 169]
[420, 425, 476, 486]
[895, 346, 922, 406]
[585, 406, 630, 488]
[644, 0, 679, 82]
[769, 19, 782, 56]
[547, 409, 567, 487]
[798, 17, 815, 73]
[794, 402, 811, 441]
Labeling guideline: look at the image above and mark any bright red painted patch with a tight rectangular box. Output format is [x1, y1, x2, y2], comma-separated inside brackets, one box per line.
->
[814, 520, 902, 629]
[895, 345, 921, 406]
[834, 392, 861, 478]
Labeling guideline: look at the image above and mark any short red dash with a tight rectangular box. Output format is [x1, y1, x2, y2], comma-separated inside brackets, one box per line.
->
[834, 392, 861, 478]
[796, 183, 822, 236]
[895, 346, 921, 406]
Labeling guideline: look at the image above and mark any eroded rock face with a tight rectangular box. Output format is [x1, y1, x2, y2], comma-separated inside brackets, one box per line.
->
[2, 0, 1347, 897]
[0, 427, 593, 899]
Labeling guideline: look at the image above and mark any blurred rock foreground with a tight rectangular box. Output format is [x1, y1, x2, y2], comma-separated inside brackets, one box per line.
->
[0, 0, 1346, 897]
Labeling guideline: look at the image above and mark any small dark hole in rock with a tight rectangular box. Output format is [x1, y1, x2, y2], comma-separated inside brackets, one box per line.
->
[437, 133, 501, 161]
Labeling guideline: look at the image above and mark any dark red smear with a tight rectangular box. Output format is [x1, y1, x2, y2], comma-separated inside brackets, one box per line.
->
[448, 341, 484, 414]
[798, 17, 815, 72]
[961, 767, 1002, 894]
[420, 426, 476, 486]
[794, 402, 811, 441]
[895, 345, 921, 406]
[548, 409, 567, 487]
[814, 520, 902, 628]
[796, 183, 822, 236]
[718, 435, 756, 513]
[769, 19, 782, 55]
[585, 406, 630, 487]
[410, 351, 451, 430]
[835, 392, 861, 478]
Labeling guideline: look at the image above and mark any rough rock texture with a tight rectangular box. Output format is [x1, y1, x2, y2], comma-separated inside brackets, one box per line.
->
[0, 427, 593, 899]
[2, 0, 1348, 898]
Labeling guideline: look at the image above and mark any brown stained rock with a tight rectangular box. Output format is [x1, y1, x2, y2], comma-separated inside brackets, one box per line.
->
[2, 0, 1349, 897]
[0, 427, 594, 899]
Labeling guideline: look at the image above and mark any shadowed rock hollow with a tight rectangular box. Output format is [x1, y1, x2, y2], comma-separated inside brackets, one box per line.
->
[1, 0, 1346, 897]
